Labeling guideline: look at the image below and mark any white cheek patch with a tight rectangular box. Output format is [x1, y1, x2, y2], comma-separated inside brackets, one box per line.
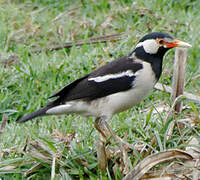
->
[88, 70, 134, 83]
[136, 39, 160, 54]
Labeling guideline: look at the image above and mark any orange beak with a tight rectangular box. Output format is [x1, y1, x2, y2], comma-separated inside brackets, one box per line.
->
[165, 39, 192, 48]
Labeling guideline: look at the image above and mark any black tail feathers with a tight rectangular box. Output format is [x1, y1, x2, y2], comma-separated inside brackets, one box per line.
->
[17, 106, 48, 123]
[17, 101, 58, 123]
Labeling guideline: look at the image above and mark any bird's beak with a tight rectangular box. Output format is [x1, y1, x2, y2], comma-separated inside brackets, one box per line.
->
[165, 39, 192, 48]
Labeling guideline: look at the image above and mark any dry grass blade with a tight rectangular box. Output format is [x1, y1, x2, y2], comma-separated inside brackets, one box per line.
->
[140, 166, 194, 179]
[0, 165, 16, 171]
[27, 141, 53, 164]
[30, 33, 124, 53]
[186, 137, 200, 180]
[22, 136, 29, 152]
[164, 95, 186, 141]
[155, 83, 200, 104]
[24, 163, 43, 178]
[191, 74, 200, 81]
[123, 149, 193, 180]
[186, 137, 200, 159]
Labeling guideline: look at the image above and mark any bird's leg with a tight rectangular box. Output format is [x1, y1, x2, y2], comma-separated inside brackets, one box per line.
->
[94, 117, 107, 138]
[102, 119, 129, 174]
[95, 116, 129, 174]
[96, 134, 107, 171]
[95, 117, 108, 171]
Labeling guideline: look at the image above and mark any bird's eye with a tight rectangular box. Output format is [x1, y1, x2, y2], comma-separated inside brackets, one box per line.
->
[158, 39, 165, 44]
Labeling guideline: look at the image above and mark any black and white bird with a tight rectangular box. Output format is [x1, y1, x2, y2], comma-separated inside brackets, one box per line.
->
[17, 32, 191, 139]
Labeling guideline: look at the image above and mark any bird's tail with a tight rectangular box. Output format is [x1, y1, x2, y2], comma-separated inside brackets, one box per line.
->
[17, 101, 57, 123]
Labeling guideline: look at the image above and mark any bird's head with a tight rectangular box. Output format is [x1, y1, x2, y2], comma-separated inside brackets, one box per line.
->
[133, 32, 192, 60]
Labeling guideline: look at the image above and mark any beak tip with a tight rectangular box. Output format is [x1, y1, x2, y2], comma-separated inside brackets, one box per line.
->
[184, 43, 192, 48]
[177, 40, 192, 48]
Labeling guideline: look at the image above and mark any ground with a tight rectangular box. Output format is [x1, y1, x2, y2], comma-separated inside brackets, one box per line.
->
[0, 0, 200, 179]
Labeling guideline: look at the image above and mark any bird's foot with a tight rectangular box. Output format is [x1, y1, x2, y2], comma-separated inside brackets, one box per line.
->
[95, 117, 130, 174]
[96, 135, 107, 171]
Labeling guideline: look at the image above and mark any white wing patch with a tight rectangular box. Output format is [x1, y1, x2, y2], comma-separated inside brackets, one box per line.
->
[88, 70, 135, 83]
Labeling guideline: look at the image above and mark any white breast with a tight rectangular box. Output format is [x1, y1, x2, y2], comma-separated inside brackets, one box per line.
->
[100, 61, 156, 115]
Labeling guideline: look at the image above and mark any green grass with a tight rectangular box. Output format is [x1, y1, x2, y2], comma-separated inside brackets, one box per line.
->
[0, 0, 200, 179]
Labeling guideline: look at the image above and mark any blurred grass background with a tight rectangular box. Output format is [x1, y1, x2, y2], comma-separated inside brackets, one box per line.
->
[0, 0, 200, 179]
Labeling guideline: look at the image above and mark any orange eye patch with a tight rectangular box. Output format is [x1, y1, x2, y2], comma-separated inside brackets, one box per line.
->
[156, 38, 165, 45]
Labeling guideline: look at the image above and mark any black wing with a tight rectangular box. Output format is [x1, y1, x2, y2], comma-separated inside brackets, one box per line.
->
[51, 56, 143, 102]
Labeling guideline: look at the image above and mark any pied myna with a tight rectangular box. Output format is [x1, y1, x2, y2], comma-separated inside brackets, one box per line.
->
[17, 32, 191, 169]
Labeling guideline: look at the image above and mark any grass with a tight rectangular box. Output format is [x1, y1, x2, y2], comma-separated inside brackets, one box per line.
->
[0, 0, 200, 179]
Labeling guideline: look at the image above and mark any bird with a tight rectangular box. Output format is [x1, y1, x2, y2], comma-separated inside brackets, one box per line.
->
[17, 32, 191, 168]
[17, 32, 191, 124]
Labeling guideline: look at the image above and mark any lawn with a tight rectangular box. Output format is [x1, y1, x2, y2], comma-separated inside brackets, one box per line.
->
[0, 0, 200, 179]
